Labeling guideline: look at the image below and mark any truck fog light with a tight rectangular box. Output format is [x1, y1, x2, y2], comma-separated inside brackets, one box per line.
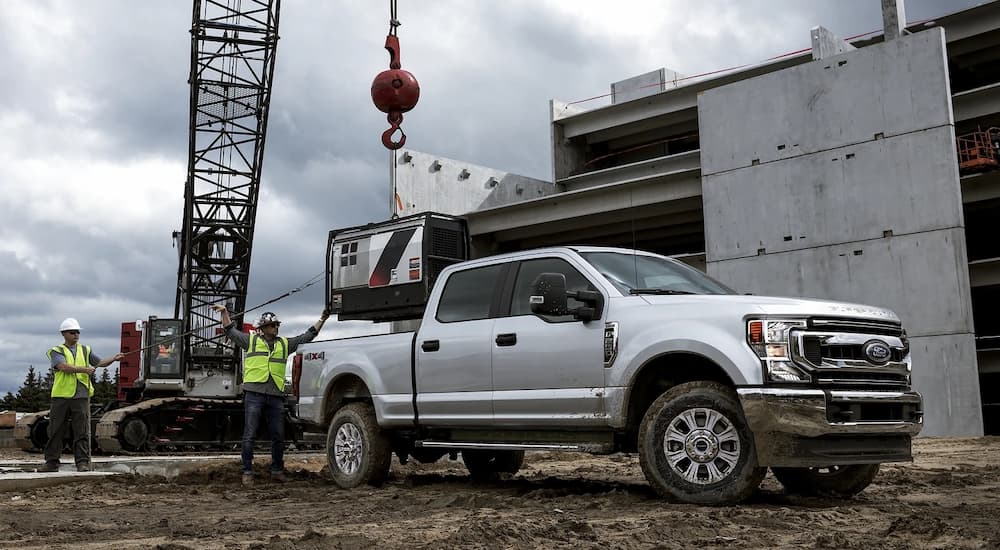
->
[766, 362, 810, 383]
[765, 344, 787, 358]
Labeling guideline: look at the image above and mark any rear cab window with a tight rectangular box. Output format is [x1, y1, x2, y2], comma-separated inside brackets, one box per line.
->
[435, 263, 505, 323]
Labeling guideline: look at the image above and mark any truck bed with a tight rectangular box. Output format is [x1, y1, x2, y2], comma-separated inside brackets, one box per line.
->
[297, 331, 416, 428]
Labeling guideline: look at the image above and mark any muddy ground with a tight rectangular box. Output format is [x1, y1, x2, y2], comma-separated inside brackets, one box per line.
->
[1, 437, 999, 549]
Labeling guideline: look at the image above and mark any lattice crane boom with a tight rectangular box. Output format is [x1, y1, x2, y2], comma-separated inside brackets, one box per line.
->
[175, 0, 281, 375]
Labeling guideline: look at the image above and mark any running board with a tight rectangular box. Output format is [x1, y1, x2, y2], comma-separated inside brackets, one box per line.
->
[416, 441, 607, 452]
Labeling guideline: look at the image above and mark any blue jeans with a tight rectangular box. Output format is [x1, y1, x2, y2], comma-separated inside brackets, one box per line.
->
[242, 391, 285, 474]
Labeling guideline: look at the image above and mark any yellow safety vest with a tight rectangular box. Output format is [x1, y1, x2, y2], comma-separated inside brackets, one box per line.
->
[46, 344, 94, 398]
[244, 335, 288, 391]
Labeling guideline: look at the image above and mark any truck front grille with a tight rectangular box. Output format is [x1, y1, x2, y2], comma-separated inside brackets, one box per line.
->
[792, 318, 910, 389]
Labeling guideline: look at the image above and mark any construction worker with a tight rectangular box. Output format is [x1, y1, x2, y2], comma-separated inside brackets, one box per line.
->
[211, 304, 329, 486]
[41, 318, 124, 472]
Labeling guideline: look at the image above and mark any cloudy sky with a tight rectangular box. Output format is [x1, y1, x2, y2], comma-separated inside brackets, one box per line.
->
[0, 0, 976, 395]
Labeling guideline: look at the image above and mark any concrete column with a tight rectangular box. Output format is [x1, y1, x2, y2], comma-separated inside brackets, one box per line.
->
[882, 0, 907, 40]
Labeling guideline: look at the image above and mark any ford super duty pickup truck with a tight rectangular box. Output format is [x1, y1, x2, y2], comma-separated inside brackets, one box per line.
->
[295, 246, 922, 504]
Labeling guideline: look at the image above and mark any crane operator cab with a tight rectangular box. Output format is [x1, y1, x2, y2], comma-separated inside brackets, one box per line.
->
[135, 316, 242, 399]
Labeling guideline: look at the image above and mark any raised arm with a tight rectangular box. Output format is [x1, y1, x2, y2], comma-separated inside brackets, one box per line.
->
[210, 304, 233, 327]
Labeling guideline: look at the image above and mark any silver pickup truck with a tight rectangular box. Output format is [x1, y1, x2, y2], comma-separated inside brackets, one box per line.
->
[295, 246, 922, 504]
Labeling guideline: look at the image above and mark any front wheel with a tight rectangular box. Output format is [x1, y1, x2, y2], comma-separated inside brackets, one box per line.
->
[326, 403, 392, 488]
[638, 381, 765, 505]
[771, 464, 880, 497]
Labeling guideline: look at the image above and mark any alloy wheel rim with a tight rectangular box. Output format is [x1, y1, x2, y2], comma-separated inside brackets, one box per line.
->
[334, 422, 363, 475]
[663, 407, 741, 485]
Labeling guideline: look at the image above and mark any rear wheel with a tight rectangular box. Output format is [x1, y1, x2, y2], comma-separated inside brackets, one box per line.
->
[771, 464, 880, 497]
[638, 381, 765, 505]
[462, 449, 525, 481]
[327, 403, 391, 488]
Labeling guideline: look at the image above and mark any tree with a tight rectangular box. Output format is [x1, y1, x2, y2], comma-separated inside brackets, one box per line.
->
[13, 365, 48, 412]
[1, 392, 15, 411]
[93, 368, 116, 406]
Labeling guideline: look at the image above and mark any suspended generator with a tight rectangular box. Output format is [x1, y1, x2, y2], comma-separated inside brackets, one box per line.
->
[327, 212, 469, 322]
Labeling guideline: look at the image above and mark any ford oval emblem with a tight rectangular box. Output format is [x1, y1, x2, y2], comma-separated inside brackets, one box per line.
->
[863, 340, 892, 365]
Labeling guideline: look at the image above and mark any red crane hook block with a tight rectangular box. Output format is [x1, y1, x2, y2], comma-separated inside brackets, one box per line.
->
[372, 35, 420, 150]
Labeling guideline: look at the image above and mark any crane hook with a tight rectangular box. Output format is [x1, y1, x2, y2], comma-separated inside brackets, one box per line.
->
[372, 31, 419, 150]
[382, 112, 406, 149]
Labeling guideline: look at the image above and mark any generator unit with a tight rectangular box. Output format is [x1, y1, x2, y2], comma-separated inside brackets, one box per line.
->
[327, 212, 469, 321]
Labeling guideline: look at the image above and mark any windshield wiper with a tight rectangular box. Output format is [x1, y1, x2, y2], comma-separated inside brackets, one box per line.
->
[628, 288, 695, 295]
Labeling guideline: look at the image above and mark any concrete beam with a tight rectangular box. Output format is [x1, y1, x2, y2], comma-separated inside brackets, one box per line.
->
[922, 1, 1000, 44]
[979, 349, 1000, 374]
[559, 149, 701, 191]
[499, 207, 705, 249]
[953, 81, 1000, 122]
[554, 56, 807, 140]
[962, 171, 1000, 203]
[466, 171, 701, 237]
[969, 257, 1000, 287]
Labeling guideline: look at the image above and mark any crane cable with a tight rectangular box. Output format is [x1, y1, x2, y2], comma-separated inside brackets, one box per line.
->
[120, 269, 327, 358]
[389, 0, 399, 35]
[389, 0, 400, 218]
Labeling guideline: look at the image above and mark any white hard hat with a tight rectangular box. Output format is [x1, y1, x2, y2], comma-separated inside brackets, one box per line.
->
[257, 312, 281, 327]
[59, 318, 82, 332]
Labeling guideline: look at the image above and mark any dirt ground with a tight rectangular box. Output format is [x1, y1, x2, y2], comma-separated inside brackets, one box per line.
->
[1, 437, 999, 549]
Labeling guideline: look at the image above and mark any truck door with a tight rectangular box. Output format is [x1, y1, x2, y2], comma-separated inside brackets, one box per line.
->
[414, 263, 506, 425]
[491, 257, 606, 427]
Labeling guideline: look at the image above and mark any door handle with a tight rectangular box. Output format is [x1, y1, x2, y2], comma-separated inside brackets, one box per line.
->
[421, 340, 440, 352]
[495, 333, 517, 346]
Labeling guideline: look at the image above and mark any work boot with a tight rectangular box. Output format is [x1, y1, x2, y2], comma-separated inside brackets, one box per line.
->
[76, 462, 92, 472]
[242, 473, 254, 487]
[39, 461, 60, 473]
[270, 471, 287, 483]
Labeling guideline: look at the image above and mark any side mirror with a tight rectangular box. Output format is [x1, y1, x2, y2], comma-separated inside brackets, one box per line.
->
[530, 273, 569, 316]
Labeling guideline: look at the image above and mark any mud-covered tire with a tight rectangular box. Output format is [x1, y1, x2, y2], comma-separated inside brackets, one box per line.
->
[638, 381, 765, 505]
[771, 464, 880, 498]
[462, 449, 525, 481]
[326, 403, 391, 489]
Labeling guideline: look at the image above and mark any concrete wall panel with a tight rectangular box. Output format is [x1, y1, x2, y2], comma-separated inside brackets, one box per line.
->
[394, 150, 555, 217]
[703, 126, 964, 260]
[699, 28, 951, 175]
[701, 28, 981, 435]
[707, 228, 974, 337]
[909, 333, 984, 436]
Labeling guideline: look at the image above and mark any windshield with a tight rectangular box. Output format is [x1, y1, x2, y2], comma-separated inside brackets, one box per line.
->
[580, 251, 735, 296]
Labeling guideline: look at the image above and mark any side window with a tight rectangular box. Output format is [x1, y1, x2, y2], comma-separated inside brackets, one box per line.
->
[436, 264, 504, 323]
[510, 258, 597, 321]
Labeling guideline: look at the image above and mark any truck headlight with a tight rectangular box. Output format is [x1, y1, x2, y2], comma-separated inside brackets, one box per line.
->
[747, 319, 810, 383]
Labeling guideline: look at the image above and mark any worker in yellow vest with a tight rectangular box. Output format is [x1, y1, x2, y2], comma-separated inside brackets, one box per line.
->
[211, 304, 329, 486]
[40, 318, 124, 472]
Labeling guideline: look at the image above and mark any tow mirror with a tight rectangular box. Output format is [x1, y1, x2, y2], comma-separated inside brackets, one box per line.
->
[530, 273, 569, 316]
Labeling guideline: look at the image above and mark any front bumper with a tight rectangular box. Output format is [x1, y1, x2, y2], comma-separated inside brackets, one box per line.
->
[737, 387, 923, 467]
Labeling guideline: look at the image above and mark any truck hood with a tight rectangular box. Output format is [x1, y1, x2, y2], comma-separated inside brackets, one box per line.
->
[637, 294, 900, 323]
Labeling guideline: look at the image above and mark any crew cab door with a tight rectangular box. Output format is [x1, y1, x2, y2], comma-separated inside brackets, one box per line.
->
[491, 256, 607, 427]
[414, 263, 506, 425]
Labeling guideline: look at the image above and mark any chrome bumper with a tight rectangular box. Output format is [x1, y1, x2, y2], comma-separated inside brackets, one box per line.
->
[737, 387, 923, 467]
